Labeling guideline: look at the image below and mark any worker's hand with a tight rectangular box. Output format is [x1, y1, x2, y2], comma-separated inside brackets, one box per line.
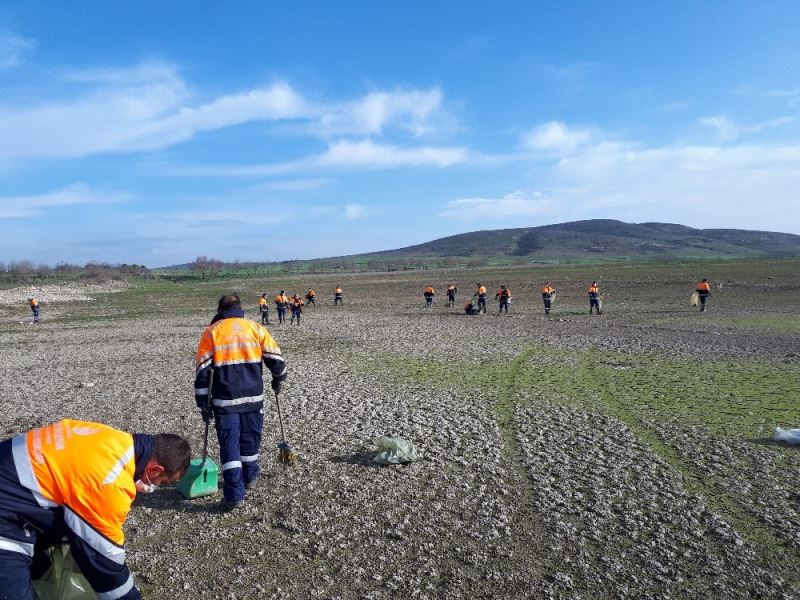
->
[271, 378, 283, 394]
[200, 407, 212, 423]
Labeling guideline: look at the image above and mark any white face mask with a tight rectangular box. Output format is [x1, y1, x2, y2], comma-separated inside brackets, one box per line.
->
[135, 472, 159, 494]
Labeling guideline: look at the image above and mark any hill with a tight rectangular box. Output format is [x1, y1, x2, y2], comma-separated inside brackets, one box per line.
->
[357, 219, 800, 262]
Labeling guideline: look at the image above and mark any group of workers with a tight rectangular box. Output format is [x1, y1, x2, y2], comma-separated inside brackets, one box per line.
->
[2, 291, 288, 599]
[423, 279, 712, 315]
[255, 286, 344, 326]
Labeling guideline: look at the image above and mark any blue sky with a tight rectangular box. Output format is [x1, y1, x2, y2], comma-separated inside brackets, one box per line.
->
[2, 1, 799, 267]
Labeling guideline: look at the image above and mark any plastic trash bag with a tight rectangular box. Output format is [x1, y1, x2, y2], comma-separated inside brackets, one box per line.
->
[373, 436, 422, 465]
[32, 544, 95, 600]
[690, 292, 699, 306]
[774, 427, 800, 445]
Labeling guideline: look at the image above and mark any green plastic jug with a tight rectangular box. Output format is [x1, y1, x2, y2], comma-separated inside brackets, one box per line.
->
[177, 457, 218, 499]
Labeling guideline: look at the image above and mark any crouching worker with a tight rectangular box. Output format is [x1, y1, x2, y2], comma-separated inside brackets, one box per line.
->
[195, 294, 287, 510]
[0, 419, 191, 600]
[464, 301, 479, 315]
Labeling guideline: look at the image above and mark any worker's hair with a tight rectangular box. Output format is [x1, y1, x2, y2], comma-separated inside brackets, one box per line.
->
[152, 434, 191, 477]
[217, 294, 241, 312]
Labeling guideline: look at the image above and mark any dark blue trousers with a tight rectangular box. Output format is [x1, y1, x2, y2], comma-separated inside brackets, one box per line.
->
[215, 410, 264, 502]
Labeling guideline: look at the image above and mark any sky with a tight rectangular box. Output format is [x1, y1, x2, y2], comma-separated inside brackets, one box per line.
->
[2, 1, 800, 267]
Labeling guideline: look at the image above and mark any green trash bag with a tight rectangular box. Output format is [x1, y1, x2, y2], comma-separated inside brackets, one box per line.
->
[373, 436, 422, 465]
[32, 544, 95, 600]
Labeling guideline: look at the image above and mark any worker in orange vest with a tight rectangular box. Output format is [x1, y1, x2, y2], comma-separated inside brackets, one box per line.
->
[423, 285, 435, 308]
[474, 283, 487, 314]
[305, 289, 316, 306]
[0, 420, 190, 599]
[496, 286, 511, 314]
[541, 282, 556, 315]
[695, 278, 711, 312]
[588, 281, 601, 315]
[28, 297, 40, 323]
[290, 293, 304, 325]
[258, 293, 270, 324]
[446, 284, 458, 307]
[274, 290, 289, 324]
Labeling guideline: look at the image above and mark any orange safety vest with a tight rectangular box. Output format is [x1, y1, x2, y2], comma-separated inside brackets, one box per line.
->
[335, 288, 342, 295]
[588, 285, 599, 295]
[307, 290, 316, 297]
[18, 420, 136, 548]
[497, 288, 511, 298]
[258, 297, 267, 306]
[424, 286, 434, 295]
[542, 286, 554, 295]
[696, 281, 711, 292]
[30, 299, 39, 307]
[477, 286, 486, 296]
[274, 294, 288, 304]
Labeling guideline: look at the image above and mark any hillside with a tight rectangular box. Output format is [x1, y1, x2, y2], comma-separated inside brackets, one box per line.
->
[358, 219, 800, 262]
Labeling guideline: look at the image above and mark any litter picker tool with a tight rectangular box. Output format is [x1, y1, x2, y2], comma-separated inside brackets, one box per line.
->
[177, 370, 219, 498]
[274, 391, 297, 466]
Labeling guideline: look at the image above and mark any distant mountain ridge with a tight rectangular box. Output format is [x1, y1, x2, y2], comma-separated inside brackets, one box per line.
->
[360, 219, 800, 261]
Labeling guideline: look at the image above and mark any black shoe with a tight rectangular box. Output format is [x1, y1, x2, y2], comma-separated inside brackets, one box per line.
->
[219, 499, 244, 512]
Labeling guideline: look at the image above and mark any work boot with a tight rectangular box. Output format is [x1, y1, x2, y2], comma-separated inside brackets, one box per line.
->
[219, 499, 244, 512]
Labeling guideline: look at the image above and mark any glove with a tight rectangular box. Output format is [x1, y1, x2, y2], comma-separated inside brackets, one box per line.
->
[271, 378, 283, 394]
[200, 407, 212, 423]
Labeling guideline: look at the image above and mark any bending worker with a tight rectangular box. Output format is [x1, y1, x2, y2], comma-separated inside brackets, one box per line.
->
[0, 419, 190, 600]
[194, 294, 287, 509]
[588, 281, 602, 315]
[696, 278, 712, 312]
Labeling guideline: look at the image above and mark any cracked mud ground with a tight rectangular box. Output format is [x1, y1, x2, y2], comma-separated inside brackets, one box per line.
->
[1, 260, 799, 599]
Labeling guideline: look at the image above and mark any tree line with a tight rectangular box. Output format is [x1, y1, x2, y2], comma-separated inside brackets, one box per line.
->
[0, 261, 152, 284]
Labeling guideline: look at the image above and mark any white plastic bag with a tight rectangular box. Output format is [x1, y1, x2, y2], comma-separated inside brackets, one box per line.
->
[774, 427, 800, 445]
[689, 292, 699, 306]
[373, 436, 422, 464]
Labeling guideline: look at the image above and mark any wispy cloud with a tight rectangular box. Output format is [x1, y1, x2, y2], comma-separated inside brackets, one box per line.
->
[173, 140, 470, 176]
[441, 191, 555, 219]
[0, 183, 127, 218]
[0, 31, 36, 69]
[698, 114, 795, 142]
[315, 88, 444, 137]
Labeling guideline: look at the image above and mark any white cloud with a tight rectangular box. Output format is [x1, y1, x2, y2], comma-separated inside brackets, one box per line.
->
[315, 88, 443, 137]
[0, 183, 127, 218]
[0, 31, 36, 68]
[174, 140, 469, 176]
[441, 191, 555, 219]
[699, 114, 795, 142]
[522, 121, 592, 154]
[344, 203, 366, 220]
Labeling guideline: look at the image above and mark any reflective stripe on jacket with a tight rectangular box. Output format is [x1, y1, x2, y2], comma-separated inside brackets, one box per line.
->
[194, 309, 287, 414]
[0, 419, 146, 599]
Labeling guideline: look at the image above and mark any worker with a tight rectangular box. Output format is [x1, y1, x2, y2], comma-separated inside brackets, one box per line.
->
[496, 285, 511, 314]
[423, 285, 435, 308]
[695, 278, 712, 312]
[588, 281, 602, 315]
[305, 289, 316, 306]
[474, 283, 487, 314]
[542, 282, 556, 315]
[464, 300, 479, 315]
[290, 293, 304, 325]
[446, 284, 457, 307]
[258, 293, 270, 325]
[28, 298, 40, 324]
[194, 294, 287, 509]
[0, 419, 190, 600]
[274, 290, 289, 324]
[334, 286, 343, 306]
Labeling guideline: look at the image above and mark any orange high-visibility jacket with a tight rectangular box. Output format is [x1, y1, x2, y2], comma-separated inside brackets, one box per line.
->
[1, 419, 144, 598]
[274, 294, 289, 306]
[29, 298, 39, 308]
[194, 311, 287, 414]
[696, 281, 711, 292]
[258, 297, 268, 306]
[588, 284, 600, 296]
[306, 289, 316, 298]
[424, 286, 434, 295]
[542, 286, 555, 296]
[476, 286, 486, 297]
[496, 288, 511, 299]
[334, 288, 343, 295]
